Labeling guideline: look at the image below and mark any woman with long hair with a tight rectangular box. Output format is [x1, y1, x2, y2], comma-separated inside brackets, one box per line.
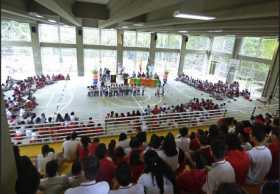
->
[129, 150, 144, 183]
[138, 150, 176, 194]
[108, 139, 116, 159]
[77, 136, 91, 161]
[158, 133, 179, 171]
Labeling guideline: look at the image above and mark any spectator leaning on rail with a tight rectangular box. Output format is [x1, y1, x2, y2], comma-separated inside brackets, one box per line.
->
[65, 156, 110, 194]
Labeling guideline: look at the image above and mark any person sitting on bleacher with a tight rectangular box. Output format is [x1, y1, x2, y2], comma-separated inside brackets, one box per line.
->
[39, 160, 69, 194]
[138, 150, 176, 194]
[37, 144, 56, 176]
[68, 160, 84, 188]
[110, 163, 145, 194]
[95, 143, 117, 185]
[65, 156, 110, 194]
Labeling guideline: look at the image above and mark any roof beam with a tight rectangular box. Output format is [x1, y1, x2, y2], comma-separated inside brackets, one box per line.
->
[99, 0, 183, 28]
[34, 0, 81, 26]
[27, 0, 56, 15]
[130, 0, 278, 30]
[73, 2, 109, 20]
[144, 18, 278, 33]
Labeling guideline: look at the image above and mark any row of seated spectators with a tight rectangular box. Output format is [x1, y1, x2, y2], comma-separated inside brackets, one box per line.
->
[11, 111, 105, 144]
[106, 98, 223, 117]
[4, 74, 70, 126]
[176, 74, 251, 100]
[105, 98, 225, 131]
[13, 114, 279, 194]
[87, 84, 145, 97]
[10, 98, 225, 144]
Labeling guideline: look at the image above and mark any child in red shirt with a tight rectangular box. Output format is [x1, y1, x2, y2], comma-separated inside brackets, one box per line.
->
[77, 136, 91, 161]
[225, 134, 250, 185]
[176, 151, 207, 194]
[129, 150, 144, 183]
[95, 143, 116, 185]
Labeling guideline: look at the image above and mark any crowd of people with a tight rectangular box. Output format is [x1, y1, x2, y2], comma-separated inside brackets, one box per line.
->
[10, 111, 104, 144]
[13, 114, 279, 194]
[106, 98, 223, 119]
[87, 84, 145, 97]
[176, 74, 251, 100]
[10, 98, 224, 145]
[3, 74, 70, 126]
[104, 98, 225, 132]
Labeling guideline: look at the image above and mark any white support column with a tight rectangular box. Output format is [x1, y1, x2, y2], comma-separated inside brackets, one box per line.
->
[76, 27, 84, 76]
[116, 30, 123, 75]
[178, 35, 187, 76]
[207, 36, 214, 62]
[232, 37, 242, 59]
[149, 33, 156, 67]
[0, 92, 17, 194]
[262, 43, 279, 99]
[30, 23, 42, 75]
[206, 36, 215, 74]
[226, 36, 242, 83]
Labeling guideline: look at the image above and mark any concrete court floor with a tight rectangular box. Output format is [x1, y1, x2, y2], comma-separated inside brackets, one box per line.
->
[31, 76, 274, 121]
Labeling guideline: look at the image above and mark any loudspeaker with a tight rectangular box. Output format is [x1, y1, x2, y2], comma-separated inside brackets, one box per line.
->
[185, 35, 189, 42]
[78, 29, 82, 36]
[31, 26, 36, 33]
[111, 75, 116, 83]
[154, 33, 157, 41]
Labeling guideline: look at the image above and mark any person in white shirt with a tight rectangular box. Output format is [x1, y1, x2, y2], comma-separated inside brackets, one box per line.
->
[31, 130, 38, 141]
[70, 112, 77, 121]
[176, 127, 190, 152]
[246, 124, 272, 184]
[39, 160, 70, 194]
[202, 140, 235, 194]
[117, 133, 130, 153]
[62, 132, 80, 161]
[157, 133, 179, 172]
[19, 108, 25, 118]
[37, 144, 56, 175]
[138, 150, 175, 194]
[65, 156, 110, 194]
[110, 163, 144, 194]
[176, 127, 194, 166]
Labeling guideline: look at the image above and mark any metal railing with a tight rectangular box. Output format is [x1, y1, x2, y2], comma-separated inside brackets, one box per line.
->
[9, 103, 279, 146]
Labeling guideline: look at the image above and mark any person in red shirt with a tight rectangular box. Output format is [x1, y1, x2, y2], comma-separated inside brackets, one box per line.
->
[225, 134, 250, 185]
[77, 136, 91, 161]
[176, 151, 207, 194]
[190, 132, 201, 151]
[267, 127, 280, 180]
[89, 137, 99, 156]
[151, 105, 161, 115]
[95, 143, 116, 185]
[112, 147, 127, 166]
[199, 135, 214, 165]
[129, 150, 144, 183]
